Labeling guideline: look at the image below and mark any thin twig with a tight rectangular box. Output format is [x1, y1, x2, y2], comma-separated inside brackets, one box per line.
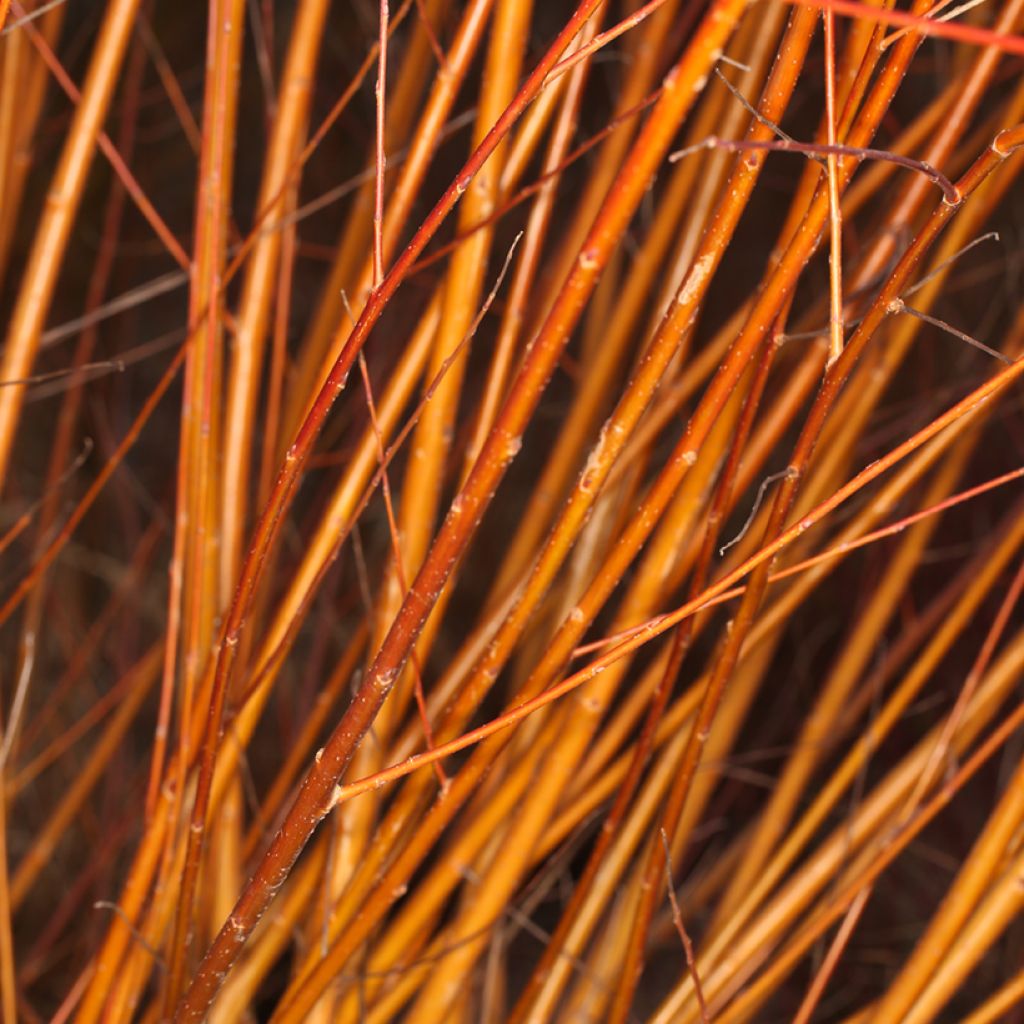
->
[890, 298, 1011, 363]
[660, 829, 709, 1023]
[719, 469, 796, 556]
[671, 136, 959, 204]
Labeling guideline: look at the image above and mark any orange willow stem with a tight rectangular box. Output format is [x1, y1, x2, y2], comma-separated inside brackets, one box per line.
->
[187, 6, 752, 1023]
[784, 0, 1024, 53]
[608, 122, 1024, 1019]
[163, 0, 246, 1008]
[269, 11, 759, 1021]
[8, 20, 150, 798]
[311, 474, 1024, 812]
[824, 4, 845, 365]
[0, 0, 143, 491]
[170, 4, 614, 1018]
[12, 5, 189, 269]
[715, 683, 1024, 1022]
[286, 0, 493, 421]
[373, 0, 388, 287]
[332, 199, 1024, 823]
[220, 0, 331, 596]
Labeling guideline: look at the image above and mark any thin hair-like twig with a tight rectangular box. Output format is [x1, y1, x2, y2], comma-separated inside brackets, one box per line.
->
[670, 135, 959, 204]
[660, 829, 709, 1024]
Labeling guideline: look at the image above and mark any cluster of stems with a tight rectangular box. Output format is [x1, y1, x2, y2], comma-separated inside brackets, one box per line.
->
[0, 0, 1023, 1021]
